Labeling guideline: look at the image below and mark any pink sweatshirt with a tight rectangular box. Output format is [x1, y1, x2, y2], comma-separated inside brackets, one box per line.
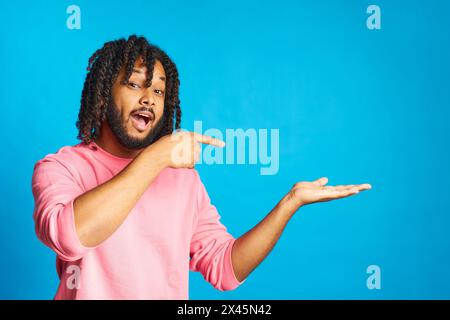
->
[31, 141, 245, 299]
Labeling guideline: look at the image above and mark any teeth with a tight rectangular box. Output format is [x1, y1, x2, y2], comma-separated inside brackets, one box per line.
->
[136, 113, 153, 121]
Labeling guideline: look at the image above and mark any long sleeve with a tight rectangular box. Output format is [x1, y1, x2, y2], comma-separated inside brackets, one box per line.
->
[189, 170, 246, 291]
[31, 157, 94, 262]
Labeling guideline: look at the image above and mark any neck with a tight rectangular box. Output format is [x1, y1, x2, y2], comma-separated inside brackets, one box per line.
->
[94, 122, 144, 159]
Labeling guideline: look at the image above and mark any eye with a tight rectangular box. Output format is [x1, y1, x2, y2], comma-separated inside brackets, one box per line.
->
[128, 82, 140, 89]
[155, 89, 165, 96]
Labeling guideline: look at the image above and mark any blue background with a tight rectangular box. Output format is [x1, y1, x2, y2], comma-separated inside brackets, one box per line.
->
[1, 0, 449, 299]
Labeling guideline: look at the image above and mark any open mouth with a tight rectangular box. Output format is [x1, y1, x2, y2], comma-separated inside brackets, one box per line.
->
[130, 111, 154, 132]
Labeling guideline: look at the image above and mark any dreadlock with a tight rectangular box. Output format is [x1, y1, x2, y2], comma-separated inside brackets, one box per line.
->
[76, 35, 181, 144]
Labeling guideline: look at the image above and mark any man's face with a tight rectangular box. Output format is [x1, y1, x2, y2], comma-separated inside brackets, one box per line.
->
[106, 57, 166, 149]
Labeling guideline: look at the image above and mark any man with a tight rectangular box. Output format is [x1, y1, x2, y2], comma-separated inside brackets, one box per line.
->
[32, 35, 371, 299]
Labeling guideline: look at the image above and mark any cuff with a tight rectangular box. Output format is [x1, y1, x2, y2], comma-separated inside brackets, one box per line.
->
[56, 198, 98, 261]
[221, 238, 246, 291]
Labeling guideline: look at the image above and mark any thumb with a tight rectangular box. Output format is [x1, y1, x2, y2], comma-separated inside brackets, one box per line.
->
[312, 177, 328, 186]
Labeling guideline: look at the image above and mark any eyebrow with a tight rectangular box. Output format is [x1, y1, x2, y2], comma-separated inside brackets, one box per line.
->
[132, 68, 166, 82]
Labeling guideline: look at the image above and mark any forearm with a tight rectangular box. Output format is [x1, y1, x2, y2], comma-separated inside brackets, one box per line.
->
[231, 196, 299, 282]
[73, 146, 166, 247]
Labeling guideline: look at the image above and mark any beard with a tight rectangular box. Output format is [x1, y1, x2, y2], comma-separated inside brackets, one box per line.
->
[105, 99, 166, 150]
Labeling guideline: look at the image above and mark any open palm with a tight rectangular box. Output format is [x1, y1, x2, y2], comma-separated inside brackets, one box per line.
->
[286, 177, 372, 209]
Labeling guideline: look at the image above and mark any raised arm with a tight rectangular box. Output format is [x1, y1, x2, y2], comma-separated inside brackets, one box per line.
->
[231, 177, 372, 282]
[74, 131, 225, 247]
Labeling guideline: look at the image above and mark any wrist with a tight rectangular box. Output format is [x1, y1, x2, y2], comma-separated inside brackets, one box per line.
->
[277, 193, 303, 218]
[142, 144, 168, 171]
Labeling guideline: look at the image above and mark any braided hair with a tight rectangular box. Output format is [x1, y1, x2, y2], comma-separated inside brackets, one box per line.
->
[76, 35, 181, 145]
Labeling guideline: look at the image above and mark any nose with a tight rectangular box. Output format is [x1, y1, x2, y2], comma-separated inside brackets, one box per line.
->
[139, 92, 155, 106]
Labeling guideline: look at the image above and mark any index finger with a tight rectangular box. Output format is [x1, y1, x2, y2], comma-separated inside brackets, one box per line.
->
[193, 133, 225, 147]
